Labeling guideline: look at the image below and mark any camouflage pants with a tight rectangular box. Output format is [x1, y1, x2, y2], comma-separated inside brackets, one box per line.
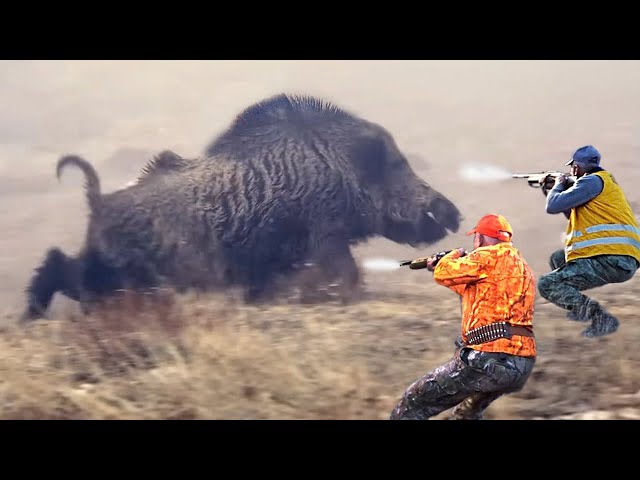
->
[538, 249, 638, 337]
[389, 348, 535, 420]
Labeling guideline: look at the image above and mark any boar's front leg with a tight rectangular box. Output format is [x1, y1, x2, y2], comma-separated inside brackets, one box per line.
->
[297, 234, 361, 304]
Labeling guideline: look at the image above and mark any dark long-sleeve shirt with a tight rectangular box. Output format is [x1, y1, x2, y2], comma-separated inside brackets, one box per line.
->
[546, 170, 605, 218]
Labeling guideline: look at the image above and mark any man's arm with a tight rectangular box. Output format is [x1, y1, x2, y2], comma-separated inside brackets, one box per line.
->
[432, 250, 488, 293]
[546, 175, 604, 215]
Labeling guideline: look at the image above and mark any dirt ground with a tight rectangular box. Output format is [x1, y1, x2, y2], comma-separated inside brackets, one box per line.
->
[1, 60, 639, 419]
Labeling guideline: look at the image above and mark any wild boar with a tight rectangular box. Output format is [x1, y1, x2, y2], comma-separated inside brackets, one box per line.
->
[21, 94, 462, 321]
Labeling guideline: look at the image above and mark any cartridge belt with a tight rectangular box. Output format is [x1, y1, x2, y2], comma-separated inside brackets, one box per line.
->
[465, 321, 534, 346]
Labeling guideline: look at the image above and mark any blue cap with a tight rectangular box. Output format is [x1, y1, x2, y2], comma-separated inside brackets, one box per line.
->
[565, 145, 601, 167]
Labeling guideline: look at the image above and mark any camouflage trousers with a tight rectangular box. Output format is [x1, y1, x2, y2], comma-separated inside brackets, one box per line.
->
[389, 348, 535, 420]
[537, 249, 639, 337]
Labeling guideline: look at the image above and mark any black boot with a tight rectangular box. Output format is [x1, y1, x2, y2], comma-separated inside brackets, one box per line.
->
[581, 301, 620, 338]
[566, 299, 599, 323]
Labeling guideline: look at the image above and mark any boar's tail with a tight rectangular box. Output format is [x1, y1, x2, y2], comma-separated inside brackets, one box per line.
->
[56, 155, 101, 211]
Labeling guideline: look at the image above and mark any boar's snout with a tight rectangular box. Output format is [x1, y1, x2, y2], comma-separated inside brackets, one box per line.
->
[382, 183, 462, 247]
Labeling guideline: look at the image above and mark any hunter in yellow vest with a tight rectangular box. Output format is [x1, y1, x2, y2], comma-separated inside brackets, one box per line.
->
[537, 145, 640, 338]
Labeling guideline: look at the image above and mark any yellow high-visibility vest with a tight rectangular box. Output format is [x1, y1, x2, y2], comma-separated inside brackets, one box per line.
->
[565, 171, 640, 263]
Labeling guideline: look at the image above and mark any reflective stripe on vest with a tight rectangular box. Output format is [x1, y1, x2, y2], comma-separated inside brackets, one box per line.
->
[567, 235, 640, 253]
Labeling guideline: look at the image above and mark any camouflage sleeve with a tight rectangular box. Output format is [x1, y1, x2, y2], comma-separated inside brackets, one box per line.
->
[433, 249, 489, 292]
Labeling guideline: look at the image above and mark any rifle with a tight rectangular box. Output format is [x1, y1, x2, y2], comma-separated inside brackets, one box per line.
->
[512, 171, 576, 189]
[400, 250, 454, 270]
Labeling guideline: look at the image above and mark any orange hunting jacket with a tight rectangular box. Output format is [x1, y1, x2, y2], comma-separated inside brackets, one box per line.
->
[433, 243, 536, 357]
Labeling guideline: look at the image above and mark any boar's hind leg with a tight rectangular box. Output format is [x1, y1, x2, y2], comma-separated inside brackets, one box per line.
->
[79, 250, 135, 313]
[81, 252, 163, 313]
[20, 248, 82, 323]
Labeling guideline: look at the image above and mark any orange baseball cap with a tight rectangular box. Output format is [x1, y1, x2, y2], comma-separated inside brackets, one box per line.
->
[466, 213, 513, 241]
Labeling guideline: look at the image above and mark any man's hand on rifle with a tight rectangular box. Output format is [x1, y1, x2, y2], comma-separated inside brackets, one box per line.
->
[539, 174, 556, 197]
[554, 173, 571, 187]
[539, 172, 573, 197]
[425, 248, 467, 271]
[425, 255, 439, 272]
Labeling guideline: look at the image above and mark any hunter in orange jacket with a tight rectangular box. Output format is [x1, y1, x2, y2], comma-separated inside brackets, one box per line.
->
[390, 213, 537, 420]
[433, 242, 536, 357]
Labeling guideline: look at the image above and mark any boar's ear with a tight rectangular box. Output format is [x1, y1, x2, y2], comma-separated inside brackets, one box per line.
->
[349, 136, 388, 184]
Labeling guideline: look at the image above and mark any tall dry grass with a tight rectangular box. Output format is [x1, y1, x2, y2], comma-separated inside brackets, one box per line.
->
[0, 290, 397, 419]
[1, 280, 639, 420]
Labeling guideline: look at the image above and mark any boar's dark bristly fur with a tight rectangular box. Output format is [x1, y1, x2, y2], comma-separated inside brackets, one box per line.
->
[21, 93, 462, 321]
